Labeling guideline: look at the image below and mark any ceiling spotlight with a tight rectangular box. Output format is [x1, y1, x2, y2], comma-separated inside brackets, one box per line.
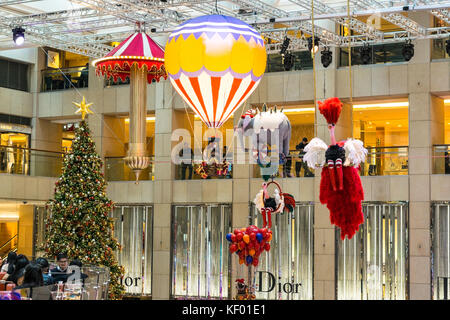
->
[446, 39, 450, 56]
[360, 44, 371, 64]
[307, 37, 320, 54]
[283, 52, 294, 71]
[402, 40, 414, 61]
[12, 27, 25, 46]
[321, 47, 332, 68]
[280, 36, 290, 56]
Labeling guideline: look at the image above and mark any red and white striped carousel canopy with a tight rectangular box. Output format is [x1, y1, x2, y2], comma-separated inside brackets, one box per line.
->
[93, 32, 167, 83]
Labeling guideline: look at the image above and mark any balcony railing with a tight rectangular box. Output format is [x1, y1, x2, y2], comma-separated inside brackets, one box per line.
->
[266, 51, 313, 73]
[0, 145, 63, 177]
[339, 43, 407, 67]
[105, 156, 154, 181]
[41, 66, 89, 92]
[433, 145, 450, 174]
[432, 39, 450, 60]
[175, 161, 233, 180]
[104, 77, 130, 87]
[360, 146, 408, 176]
[252, 146, 408, 178]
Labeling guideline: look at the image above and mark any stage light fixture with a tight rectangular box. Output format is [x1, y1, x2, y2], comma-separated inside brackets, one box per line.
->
[12, 27, 25, 46]
[402, 40, 414, 61]
[283, 52, 294, 71]
[307, 37, 320, 53]
[280, 36, 290, 56]
[321, 47, 332, 68]
[360, 44, 371, 64]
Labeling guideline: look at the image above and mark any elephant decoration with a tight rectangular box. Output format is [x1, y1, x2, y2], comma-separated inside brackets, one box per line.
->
[235, 104, 292, 179]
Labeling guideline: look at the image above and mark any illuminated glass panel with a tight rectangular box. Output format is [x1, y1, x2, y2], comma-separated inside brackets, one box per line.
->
[251, 203, 314, 300]
[171, 204, 232, 299]
[337, 202, 408, 300]
[111, 205, 153, 296]
[432, 202, 450, 300]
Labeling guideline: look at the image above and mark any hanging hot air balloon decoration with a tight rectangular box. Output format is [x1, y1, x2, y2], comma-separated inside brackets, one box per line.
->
[164, 15, 267, 128]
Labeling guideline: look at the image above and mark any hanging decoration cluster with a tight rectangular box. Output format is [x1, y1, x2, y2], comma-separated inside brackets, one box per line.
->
[253, 181, 295, 228]
[165, 14, 267, 128]
[43, 105, 125, 299]
[303, 97, 368, 240]
[226, 225, 272, 267]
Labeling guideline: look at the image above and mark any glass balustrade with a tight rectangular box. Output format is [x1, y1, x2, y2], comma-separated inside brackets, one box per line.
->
[360, 146, 408, 176]
[339, 43, 407, 67]
[104, 156, 154, 181]
[433, 145, 450, 174]
[0, 145, 63, 177]
[104, 77, 130, 87]
[432, 38, 450, 60]
[251, 146, 408, 178]
[41, 66, 89, 92]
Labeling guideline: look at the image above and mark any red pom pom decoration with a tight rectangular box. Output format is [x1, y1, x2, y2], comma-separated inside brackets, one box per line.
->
[318, 97, 343, 125]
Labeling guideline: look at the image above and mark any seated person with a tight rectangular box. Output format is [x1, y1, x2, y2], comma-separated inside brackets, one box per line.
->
[36, 257, 54, 285]
[7, 254, 29, 285]
[14, 263, 45, 298]
[49, 253, 70, 283]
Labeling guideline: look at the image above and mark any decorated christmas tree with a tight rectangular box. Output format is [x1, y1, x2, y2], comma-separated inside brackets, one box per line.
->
[44, 97, 125, 299]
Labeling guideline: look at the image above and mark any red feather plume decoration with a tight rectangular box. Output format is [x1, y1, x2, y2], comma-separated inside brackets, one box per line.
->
[282, 193, 296, 213]
[318, 97, 343, 125]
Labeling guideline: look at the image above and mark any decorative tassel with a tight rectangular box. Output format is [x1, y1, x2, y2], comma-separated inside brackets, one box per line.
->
[328, 160, 337, 191]
[318, 97, 343, 125]
[336, 158, 343, 191]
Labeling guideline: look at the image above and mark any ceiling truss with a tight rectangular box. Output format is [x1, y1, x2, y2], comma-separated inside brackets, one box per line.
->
[0, 0, 447, 57]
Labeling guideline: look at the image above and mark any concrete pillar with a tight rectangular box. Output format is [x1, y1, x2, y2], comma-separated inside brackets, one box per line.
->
[151, 81, 174, 299]
[17, 205, 34, 259]
[408, 93, 445, 300]
[406, 10, 436, 300]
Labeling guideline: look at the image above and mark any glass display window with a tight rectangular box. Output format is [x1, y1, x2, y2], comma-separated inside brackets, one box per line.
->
[336, 202, 408, 300]
[62, 123, 78, 153]
[251, 202, 314, 300]
[0, 131, 30, 174]
[110, 205, 153, 297]
[171, 204, 232, 299]
[353, 101, 409, 176]
[431, 202, 450, 300]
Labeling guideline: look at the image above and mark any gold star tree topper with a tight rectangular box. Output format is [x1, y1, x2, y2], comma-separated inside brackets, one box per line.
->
[73, 96, 93, 120]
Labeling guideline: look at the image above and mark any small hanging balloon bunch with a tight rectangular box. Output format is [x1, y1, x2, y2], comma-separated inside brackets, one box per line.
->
[227, 225, 272, 267]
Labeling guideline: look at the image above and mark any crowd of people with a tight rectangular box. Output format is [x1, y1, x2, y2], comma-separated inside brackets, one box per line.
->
[0, 252, 87, 297]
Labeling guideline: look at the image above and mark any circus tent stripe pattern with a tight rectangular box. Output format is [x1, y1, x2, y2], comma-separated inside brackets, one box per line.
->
[106, 32, 165, 59]
[93, 31, 167, 84]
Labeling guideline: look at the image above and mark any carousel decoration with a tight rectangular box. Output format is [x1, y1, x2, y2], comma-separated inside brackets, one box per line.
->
[303, 97, 368, 240]
[253, 180, 296, 228]
[93, 25, 167, 182]
[164, 14, 267, 128]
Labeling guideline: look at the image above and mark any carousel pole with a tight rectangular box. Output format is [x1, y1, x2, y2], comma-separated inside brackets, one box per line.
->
[125, 63, 150, 183]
